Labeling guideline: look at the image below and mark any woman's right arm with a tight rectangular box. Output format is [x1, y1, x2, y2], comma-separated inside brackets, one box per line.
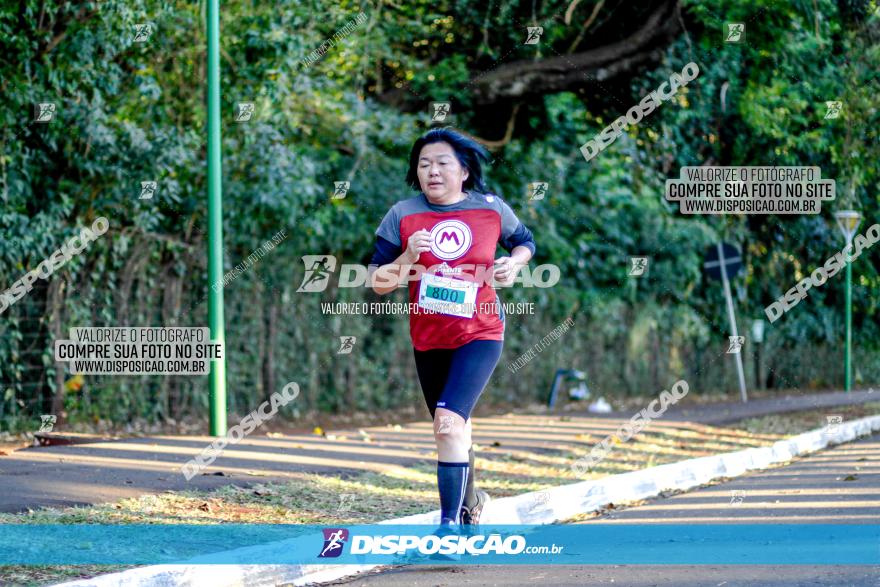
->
[369, 229, 431, 295]
[370, 249, 418, 295]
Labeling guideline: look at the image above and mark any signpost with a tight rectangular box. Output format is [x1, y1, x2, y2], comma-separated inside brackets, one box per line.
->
[751, 318, 765, 389]
[834, 210, 862, 392]
[704, 243, 748, 403]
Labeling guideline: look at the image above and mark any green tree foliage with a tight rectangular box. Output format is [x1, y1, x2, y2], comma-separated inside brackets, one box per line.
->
[0, 0, 877, 430]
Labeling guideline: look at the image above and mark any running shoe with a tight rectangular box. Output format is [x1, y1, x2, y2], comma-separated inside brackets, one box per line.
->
[424, 522, 462, 562]
[460, 489, 490, 525]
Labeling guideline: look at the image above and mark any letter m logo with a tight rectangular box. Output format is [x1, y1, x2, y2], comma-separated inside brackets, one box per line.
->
[439, 231, 460, 245]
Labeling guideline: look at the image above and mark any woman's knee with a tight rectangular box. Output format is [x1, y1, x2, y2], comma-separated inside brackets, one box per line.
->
[433, 409, 468, 444]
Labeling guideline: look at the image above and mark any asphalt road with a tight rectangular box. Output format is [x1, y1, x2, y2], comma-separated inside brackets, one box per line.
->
[0, 390, 874, 513]
[327, 430, 880, 587]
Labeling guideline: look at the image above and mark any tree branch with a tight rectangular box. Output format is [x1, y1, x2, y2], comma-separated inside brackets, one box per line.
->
[375, 0, 680, 110]
[467, 103, 521, 148]
[567, 0, 605, 53]
[470, 0, 680, 104]
[40, 5, 99, 56]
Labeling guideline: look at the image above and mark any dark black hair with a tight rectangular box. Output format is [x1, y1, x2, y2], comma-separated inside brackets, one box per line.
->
[405, 128, 491, 193]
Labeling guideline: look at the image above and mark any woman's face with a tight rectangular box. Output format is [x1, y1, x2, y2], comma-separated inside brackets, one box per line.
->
[417, 142, 469, 201]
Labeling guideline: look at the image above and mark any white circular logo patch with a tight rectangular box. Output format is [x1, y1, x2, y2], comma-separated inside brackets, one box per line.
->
[430, 220, 472, 260]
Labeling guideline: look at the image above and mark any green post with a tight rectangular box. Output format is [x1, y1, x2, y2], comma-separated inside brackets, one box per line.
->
[845, 256, 852, 392]
[206, 0, 227, 435]
[834, 209, 861, 394]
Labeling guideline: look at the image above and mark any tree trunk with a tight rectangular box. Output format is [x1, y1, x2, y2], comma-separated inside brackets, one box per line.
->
[262, 290, 277, 401]
[162, 258, 184, 421]
[48, 278, 67, 423]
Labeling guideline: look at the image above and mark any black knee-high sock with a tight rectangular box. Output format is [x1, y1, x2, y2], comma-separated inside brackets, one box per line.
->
[464, 445, 477, 508]
[437, 461, 469, 524]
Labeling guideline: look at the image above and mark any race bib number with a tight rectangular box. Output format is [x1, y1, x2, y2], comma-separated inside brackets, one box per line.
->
[418, 273, 478, 318]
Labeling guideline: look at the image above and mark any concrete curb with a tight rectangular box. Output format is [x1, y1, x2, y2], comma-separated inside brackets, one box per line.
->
[52, 414, 880, 587]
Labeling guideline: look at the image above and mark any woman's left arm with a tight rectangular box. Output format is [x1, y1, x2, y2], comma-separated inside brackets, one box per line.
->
[509, 245, 533, 265]
[494, 247, 532, 283]
[494, 198, 536, 284]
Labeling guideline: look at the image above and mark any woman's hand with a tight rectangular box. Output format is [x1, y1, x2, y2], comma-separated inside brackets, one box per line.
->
[493, 256, 522, 285]
[404, 228, 432, 263]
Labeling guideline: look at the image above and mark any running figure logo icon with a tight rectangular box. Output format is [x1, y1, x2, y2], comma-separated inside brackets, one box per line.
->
[430, 102, 451, 122]
[34, 103, 56, 123]
[429, 220, 472, 261]
[318, 528, 349, 558]
[825, 414, 843, 435]
[133, 23, 152, 43]
[525, 27, 543, 45]
[729, 490, 745, 506]
[727, 336, 744, 354]
[297, 255, 337, 292]
[337, 493, 355, 514]
[38, 415, 56, 433]
[527, 490, 550, 513]
[337, 336, 356, 355]
[824, 101, 842, 119]
[629, 257, 648, 277]
[528, 182, 548, 201]
[234, 102, 255, 122]
[725, 23, 744, 43]
[437, 415, 455, 433]
[140, 181, 158, 200]
[332, 181, 350, 199]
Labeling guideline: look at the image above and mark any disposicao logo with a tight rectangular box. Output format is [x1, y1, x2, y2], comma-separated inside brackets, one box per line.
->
[318, 528, 349, 558]
[316, 528, 530, 557]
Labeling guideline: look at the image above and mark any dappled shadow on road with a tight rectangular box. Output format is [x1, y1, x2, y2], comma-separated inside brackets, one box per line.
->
[581, 437, 880, 524]
[0, 410, 798, 515]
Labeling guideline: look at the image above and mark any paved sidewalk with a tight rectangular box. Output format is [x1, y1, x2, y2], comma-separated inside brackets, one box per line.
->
[667, 388, 879, 424]
[0, 389, 875, 513]
[580, 388, 879, 424]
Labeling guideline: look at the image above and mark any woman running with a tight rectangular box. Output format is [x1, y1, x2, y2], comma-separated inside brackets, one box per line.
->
[369, 128, 536, 527]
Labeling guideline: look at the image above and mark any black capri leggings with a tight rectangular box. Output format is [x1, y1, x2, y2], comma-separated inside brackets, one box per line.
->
[413, 339, 504, 421]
